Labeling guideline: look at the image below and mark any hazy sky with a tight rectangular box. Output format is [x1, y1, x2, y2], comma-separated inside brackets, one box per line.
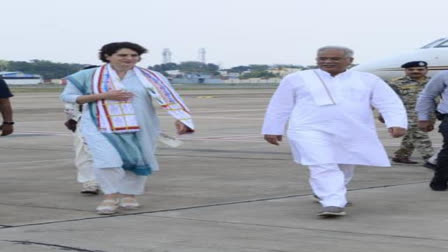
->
[1, 0, 446, 68]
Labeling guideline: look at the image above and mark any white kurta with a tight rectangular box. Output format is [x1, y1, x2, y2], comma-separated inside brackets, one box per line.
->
[262, 69, 407, 167]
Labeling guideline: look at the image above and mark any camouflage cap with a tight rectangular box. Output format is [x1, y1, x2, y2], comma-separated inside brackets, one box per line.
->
[401, 61, 428, 68]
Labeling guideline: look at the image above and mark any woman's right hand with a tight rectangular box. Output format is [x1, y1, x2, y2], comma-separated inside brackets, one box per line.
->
[103, 90, 134, 101]
[76, 90, 134, 104]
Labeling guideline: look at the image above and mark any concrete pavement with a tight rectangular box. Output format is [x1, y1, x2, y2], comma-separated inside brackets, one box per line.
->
[0, 89, 447, 252]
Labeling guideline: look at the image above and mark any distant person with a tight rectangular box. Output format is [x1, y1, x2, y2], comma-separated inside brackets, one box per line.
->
[417, 70, 448, 191]
[386, 61, 435, 165]
[0, 77, 14, 136]
[64, 65, 100, 194]
[61, 42, 194, 214]
[262, 46, 407, 217]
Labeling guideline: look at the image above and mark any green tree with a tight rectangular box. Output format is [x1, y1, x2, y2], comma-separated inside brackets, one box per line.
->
[0, 60, 9, 71]
[206, 63, 219, 75]
[150, 63, 179, 72]
[273, 64, 304, 69]
[178, 61, 219, 74]
[6, 60, 86, 79]
[228, 65, 250, 73]
[240, 71, 277, 79]
[248, 64, 269, 71]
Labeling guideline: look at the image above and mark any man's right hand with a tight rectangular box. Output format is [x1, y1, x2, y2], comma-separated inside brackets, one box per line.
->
[418, 120, 435, 132]
[64, 119, 77, 132]
[264, 135, 282, 145]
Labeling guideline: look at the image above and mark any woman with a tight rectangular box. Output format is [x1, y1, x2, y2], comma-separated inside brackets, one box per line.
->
[61, 42, 194, 214]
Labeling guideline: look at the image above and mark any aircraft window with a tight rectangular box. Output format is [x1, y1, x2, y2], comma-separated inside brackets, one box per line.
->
[435, 40, 448, 48]
[421, 38, 446, 49]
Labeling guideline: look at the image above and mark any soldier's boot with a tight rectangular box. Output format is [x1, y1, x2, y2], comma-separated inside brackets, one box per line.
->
[392, 157, 418, 164]
[423, 155, 437, 170]
[424, 162, 437, 170]
[430, 172, 448, 191]
[429, 164, 448, 191]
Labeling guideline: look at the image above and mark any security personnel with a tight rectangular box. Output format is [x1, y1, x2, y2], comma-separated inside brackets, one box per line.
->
[389, 61, 434, 164]
[0, 77, 14, 136]
[417, 70, 448, 191]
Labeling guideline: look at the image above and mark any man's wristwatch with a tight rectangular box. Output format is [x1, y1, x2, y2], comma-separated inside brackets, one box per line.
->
[2, 121, 14, 125]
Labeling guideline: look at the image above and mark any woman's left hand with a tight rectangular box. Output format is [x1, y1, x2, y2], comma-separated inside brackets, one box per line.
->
[175, 120, 191, 135]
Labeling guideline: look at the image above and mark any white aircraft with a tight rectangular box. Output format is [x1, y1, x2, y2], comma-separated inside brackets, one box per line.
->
[351, 37, 448, 80]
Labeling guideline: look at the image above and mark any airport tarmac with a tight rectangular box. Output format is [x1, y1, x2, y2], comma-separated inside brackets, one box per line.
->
[0, 88, 447, 252]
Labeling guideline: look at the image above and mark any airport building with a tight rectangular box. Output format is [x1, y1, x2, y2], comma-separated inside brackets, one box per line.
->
[0, 71, 43, 85]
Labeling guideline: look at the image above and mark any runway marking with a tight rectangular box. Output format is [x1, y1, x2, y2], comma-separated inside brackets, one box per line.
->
[17, 120, 66, 123]
[196, 95, 215, 98]
[1, 240, 105, 252]
[184, 139, 265, 143]
[2, 180, 440, 243]
[158, 154, 289, 161]
[159, 147, 289, 155]
[173, 116, 262, 120]
[178, 134, 265, 143]
[0, 158, 72, 165]
[11, 131, 437, 146]
[190, 108, 266, 113]
[11, 131, 71, 136]
[159, 115, 263, 120]
[181, 134, 260, 139]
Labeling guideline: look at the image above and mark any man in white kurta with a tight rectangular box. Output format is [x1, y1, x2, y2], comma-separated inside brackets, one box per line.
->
[262, 46, 407, 217]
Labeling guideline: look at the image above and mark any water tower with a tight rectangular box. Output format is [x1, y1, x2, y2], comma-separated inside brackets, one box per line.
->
[198, 48, 206, 63]
[162, 48, 172, 64]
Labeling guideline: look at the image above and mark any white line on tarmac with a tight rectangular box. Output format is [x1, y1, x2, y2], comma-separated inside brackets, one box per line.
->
[0, 158, 72, 165]
[176, 134, 264, 143]
[183, 139, 265, 143]
[18, 120, 66, 123]
[167, 116, 262, 120]
[179, 133, 260, 139]
[11, 131, 266, 143]
[13, 131, 71, 136]
[191, 108, 266, 113]
[180, 136, 264, 143]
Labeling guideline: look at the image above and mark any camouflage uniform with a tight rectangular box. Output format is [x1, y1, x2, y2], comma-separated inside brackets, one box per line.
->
[389, 76, 434, 160]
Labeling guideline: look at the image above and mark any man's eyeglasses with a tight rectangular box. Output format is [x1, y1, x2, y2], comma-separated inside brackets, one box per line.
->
[317, 57, 347, 61]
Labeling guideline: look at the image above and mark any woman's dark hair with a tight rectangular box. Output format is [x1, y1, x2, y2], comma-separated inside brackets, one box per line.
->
[99, 42, 148, 62]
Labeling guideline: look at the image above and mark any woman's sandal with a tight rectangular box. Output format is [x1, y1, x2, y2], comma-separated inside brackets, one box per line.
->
[119, 197, 140, 210]
[96, 199, 120, 215]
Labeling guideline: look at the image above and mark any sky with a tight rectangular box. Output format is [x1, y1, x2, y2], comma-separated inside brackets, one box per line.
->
[0, 0, 446, 68]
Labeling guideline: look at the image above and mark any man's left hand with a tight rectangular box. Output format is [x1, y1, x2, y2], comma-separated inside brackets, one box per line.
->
[64, 119, 77, 132]
[388, 127, 406, 138]
[0, 124, 13, 136]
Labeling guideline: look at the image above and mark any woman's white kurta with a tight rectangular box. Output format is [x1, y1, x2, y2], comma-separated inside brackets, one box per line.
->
[262, 69, 407, 167]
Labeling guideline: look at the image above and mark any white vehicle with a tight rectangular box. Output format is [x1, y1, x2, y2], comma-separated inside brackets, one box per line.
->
[352, 38, 448, 81]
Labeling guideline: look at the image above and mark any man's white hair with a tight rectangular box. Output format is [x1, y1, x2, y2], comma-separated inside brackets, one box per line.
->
[317, 46, 354, 58]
